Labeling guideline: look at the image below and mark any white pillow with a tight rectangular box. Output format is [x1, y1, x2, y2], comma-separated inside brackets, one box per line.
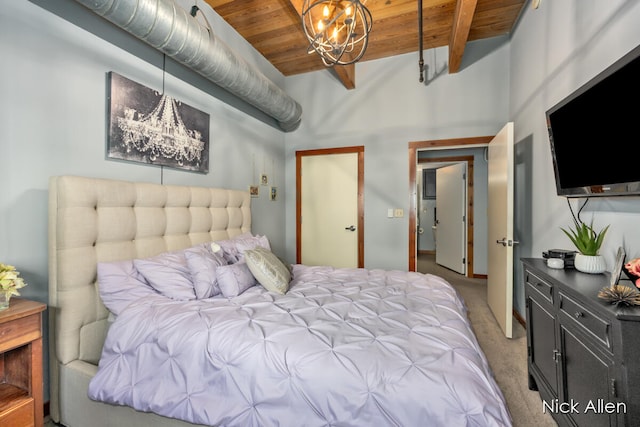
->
[244, 247, 291, 295]
[133, 250, 196, 301]
[216, 262, 257, 297]
[184, 245, 227, 298]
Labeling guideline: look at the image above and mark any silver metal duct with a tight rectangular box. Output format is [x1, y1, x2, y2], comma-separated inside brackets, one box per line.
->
[74, 0, 302, 132]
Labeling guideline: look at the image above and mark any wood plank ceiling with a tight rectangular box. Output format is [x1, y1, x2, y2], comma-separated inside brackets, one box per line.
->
[204, 0, 527, 89]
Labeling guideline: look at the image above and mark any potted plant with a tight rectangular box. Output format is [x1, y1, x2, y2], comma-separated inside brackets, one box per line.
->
[561, 220, 609, 274]
[0, 263, 27, 310]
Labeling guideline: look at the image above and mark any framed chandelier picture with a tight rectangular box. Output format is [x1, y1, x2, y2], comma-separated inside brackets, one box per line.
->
[107, 72, 210, 173]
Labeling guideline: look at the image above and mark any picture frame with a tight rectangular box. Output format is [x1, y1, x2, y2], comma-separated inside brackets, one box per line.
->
[261, 174, 269, 185]
[270, 187, 277, 201]
[249, 185, 259, 198]
[610, 246, 626, 288]
[107, 72, 210, 173]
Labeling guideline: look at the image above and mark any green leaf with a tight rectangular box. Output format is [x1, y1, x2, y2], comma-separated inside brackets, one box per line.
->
[560, 220, 609, 256]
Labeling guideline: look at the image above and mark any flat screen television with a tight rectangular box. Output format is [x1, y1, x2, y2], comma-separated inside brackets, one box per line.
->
[546, 43, 640, 197]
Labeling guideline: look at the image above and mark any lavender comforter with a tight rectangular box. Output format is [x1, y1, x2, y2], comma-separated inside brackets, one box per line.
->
[89, 265, 511, 426]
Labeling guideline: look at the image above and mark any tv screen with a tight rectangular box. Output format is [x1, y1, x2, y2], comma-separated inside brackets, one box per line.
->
[547, 44, 640, 197]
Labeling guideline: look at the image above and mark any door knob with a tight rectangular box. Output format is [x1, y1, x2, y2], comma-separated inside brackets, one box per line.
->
[345, 225, 356, 231]
[496, 238, 519, 247]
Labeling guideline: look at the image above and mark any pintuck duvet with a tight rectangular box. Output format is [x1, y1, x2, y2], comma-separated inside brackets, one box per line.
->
[88, 265, 512, 427]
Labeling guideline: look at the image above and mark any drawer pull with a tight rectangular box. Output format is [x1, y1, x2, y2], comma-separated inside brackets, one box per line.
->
[574, 311, 584, 319]
[553, 349, 562, 362]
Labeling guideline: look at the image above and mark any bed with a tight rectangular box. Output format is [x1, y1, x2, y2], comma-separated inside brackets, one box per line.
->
[48, 175, 512, 427]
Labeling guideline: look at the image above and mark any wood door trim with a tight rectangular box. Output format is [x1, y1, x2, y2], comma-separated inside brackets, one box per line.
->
[409, 136, 493, 273]
[296, 146, 365, 267]
[420, 156, 475, 277]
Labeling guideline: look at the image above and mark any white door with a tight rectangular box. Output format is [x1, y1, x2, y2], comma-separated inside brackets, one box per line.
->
[300, 152, 359, 268]
[435, 163, 466, 274]
[487, 122, 515, 338]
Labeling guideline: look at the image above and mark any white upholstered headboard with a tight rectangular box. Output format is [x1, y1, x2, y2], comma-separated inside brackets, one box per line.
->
[47, 175, 251, 420]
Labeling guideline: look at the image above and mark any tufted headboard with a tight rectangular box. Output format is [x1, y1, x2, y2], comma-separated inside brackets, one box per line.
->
[48, 175, 251, 421]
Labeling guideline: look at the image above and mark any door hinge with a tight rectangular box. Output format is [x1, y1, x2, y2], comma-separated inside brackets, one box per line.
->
[462, 215, 466, 223]
[611, 379, 617, 398]
[462, 257, 466, 265]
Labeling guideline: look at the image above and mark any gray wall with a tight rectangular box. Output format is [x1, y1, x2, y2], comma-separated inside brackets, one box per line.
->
[284, 39, 511, 271]
[1, 0, 289, 402]
[509, 0, 640, 314]
[284, 0, 640, 316]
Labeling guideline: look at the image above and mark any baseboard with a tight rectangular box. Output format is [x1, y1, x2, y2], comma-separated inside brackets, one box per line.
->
[418, 250, 435, 255]
[513, 309, 526, 329]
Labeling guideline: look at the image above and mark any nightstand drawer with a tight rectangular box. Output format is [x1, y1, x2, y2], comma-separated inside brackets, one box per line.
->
[0, 312, 41, 352]
[0, 395, 34, 427]
[559, 292, 611, 349]
[525, 271, 554, 304]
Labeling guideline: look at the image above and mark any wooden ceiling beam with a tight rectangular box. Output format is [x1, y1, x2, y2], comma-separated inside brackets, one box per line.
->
[286, 0, 358, 89]
[448, 0, 478, 73]
[332, 64, 356, 90]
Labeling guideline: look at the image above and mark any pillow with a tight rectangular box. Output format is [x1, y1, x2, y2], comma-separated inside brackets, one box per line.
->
[213, 233, 270, 264]
[244, 247, 291, 295]
[234, 234, 271, 257]
[184, 245, 227, 299]
[213, 238, 242, 264]
[97, 260, 158, 315]
[216, 262, 257, 297]
[134, 250, 196, 300]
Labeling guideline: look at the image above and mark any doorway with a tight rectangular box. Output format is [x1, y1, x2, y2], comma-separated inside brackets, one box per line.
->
[418, 159, 471, 275]
[408, 136, 493, 275]
[296, 146, 364, 268]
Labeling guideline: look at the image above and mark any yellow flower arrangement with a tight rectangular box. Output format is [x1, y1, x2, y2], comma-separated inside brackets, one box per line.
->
[0, 263, 28, 298]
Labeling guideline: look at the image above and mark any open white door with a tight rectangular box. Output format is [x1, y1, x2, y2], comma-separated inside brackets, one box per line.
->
[435, 163, 466, 274]
[487, 122, 515, 338]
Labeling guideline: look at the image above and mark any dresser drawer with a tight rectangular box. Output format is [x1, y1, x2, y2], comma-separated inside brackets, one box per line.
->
[525, 270, 554, 304]
[559, 292, 611, 349]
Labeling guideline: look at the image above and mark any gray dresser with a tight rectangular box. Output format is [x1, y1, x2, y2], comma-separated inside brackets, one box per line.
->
[522, 258, 640, 427]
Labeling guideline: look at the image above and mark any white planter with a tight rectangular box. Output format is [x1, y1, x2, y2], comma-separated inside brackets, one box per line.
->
[574, 253, 606, 274]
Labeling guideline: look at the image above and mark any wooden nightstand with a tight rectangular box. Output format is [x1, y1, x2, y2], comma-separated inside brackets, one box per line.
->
[0, 298, 46, 427]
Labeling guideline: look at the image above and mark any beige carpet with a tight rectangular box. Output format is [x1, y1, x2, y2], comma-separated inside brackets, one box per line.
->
[418, 253, 557, 427]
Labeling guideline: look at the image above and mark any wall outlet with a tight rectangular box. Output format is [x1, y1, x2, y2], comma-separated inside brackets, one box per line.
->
[394, 208, 404, 218]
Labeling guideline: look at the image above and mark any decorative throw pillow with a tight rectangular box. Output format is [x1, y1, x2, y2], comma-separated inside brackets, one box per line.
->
[184, 245, 228, 299]
[97, 260, 158, 315]
[216, 262, 257, 297]
[244, 247, 291, 295]
[134, 250, 196, 300]
[214, 238, 242, 264]
[213, 233, 271, 264]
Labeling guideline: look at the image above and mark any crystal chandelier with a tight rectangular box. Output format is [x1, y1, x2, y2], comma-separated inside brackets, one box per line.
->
[302, 0, 373, 66]
[118, 94, 205, 167]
